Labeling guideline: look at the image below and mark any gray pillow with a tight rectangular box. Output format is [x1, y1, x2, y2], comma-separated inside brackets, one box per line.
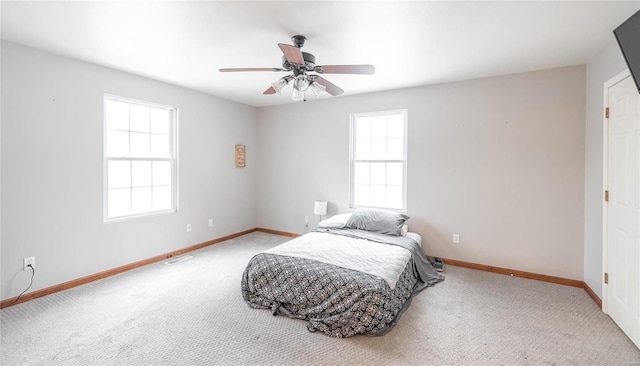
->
[345, 208, 409, 236]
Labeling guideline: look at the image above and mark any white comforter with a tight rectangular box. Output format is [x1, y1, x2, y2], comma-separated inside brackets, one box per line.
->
[264, 232, 411, 289]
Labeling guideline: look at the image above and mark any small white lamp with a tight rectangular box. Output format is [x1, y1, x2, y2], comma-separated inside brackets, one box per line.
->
[314, 200, 328, 222]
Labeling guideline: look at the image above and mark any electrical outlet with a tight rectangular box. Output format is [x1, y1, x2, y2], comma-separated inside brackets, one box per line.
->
[208, 219, 213, 227]
[304, 216, 309, 224]
[23, 257, 35, 271]
[186, 224, 192, 232]
[453, 234, 460, 244]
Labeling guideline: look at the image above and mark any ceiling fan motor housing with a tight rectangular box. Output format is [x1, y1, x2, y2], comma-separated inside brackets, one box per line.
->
[282, 52, 316, 75]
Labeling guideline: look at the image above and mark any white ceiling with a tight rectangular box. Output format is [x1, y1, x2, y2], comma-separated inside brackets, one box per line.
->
[2, 1, 639, 107]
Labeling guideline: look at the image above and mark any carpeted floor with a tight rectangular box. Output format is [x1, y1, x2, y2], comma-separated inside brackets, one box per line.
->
[1, 231, 639, 365]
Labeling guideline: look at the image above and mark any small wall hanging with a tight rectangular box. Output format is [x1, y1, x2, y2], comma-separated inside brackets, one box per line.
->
[235, 144, 246, 168]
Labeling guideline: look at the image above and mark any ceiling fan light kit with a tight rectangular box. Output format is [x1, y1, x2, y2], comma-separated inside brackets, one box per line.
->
[220, 35, 374, 102]
[271, 76, 292, 95]
[309, 81, 326, 96]
[291, 85, 305, 101]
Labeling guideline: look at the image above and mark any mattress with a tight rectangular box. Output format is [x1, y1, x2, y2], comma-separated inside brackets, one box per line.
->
[241, 228, 443, 337]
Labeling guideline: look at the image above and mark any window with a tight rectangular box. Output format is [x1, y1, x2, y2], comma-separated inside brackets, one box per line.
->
[104, 95, 177, 221]
[350, 110, 407, 210]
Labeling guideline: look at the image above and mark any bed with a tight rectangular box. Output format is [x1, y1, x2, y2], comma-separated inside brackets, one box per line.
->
[241, 208, 444, 338]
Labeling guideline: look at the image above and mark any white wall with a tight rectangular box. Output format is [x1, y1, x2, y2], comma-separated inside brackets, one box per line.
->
[0, 42, 258, 301]
[257, 66, 586, 280]
[583, 39, 630, 298]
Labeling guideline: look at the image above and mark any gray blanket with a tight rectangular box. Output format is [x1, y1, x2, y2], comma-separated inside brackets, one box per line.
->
[241, 229, 444, 337]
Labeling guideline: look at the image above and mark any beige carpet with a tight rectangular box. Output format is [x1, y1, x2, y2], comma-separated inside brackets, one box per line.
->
[1, 231, 638, 365]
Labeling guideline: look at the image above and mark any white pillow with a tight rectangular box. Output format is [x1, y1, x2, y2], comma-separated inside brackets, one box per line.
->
[318, 213, 352, 229]
[401, 224, 409, 236]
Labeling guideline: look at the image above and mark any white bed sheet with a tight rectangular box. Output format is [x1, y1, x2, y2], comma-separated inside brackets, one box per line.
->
[265, 231, 411, 290]
[405, 232, 422, 247]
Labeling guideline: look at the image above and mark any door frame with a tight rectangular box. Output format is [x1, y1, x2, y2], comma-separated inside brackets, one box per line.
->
[601, 69, 631, 314]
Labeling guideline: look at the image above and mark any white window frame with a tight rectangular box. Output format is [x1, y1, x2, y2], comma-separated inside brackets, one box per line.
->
[349, 109, 408, 211]
[103, 94, 178, 222]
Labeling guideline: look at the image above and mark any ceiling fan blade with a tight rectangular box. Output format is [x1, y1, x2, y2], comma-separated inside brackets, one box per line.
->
[278, 44, 305, 65]
[220, 68, 284, 72]
[312, 76, 344, 96]
[263, 86, 277, 95]
[314, 65, 375, 75]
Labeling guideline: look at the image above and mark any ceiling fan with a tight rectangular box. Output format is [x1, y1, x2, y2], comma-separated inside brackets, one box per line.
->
[220, 35, 375, 101]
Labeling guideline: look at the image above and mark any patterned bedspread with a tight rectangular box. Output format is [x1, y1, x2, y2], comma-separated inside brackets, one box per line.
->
[241, 229, 444, 338]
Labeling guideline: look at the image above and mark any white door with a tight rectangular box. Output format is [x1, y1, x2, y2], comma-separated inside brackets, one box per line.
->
[605, 72, 639, 349]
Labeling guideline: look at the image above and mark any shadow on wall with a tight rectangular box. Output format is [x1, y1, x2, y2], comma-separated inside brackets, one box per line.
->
[408, 217, 458, 258]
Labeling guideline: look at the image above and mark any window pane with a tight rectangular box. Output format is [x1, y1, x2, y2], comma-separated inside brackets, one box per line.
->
[355, 117, 371, 139]
[130, 132, 150, 157]
[354, 139, 371, 160]
[108, 160, 131, 189]
[386, 163, 403, 186]
[130, 104, 150, 132]
[387, 138, 404, 160]
[354, 162, 370, 185]
[150, 134, 170, 157]
[151, 109, 170, 134]
[386, 186, 403, 209]
[131, 187, 152, 214]
[108, 188, 130, 218]
[132, 161, 151, 187]
[387, 114, 404, 138]
[153, 161, 171, 186]
[370, 163, 386, 185]
[353, 184, 370, 206]
[371, 139, 387, 160]
[153, 186, 172, 210]
[106, 130, 129, 157]
[371, 116, 386, 138]
[106, 100, 129, 131]
[370, 185, 386, 207]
